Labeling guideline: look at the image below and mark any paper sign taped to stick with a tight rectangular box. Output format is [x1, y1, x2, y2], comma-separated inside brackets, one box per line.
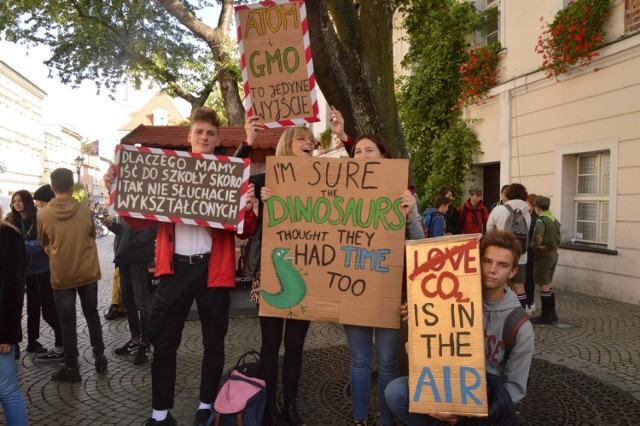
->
[110, 144, 251, 232]
[405, 234, 487, 417]
[235, 0, 320, 127]
[259, 156, 408, 328]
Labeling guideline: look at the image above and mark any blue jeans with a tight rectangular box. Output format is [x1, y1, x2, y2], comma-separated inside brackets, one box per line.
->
[344, 325, 401, 425]
[385, 376, 433, 425]
[0, 347, 28, 426]
[53, 282, 104, 368]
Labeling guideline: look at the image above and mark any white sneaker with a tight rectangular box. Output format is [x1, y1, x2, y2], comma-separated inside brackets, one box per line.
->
[525, 305, 533, 317]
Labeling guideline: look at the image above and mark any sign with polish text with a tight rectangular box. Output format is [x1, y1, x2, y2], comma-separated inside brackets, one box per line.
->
[235, 0, 320, 127]
[405, 235, 487, 417]
[110, 144, 251, 232]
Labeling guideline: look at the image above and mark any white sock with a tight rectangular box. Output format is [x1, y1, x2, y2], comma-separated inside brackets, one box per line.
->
[198, 402, 212, 410]
[152, 410, 168, 421]
[54, 347, 64, 355]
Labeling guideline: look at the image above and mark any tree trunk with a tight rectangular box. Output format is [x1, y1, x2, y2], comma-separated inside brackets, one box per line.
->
[306, 0, 406, 159]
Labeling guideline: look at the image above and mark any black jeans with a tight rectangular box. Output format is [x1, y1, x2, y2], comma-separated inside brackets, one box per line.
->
[150, 259, 230, 410]
[258, 315, 310, 406]
[53, 282, 104, 368]
[119, 262, 152, 346]
[26, 271, 63, 347]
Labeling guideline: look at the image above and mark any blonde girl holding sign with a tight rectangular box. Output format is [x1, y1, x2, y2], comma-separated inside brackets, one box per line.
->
[242, 115, 316, 426]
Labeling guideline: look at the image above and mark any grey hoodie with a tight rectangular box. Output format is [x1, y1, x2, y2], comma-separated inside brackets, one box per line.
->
[483, 288, 534, 404]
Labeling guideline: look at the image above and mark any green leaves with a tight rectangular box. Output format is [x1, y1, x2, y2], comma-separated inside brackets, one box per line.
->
[1, 0, 226, 106]
[397, 0, 488, 207]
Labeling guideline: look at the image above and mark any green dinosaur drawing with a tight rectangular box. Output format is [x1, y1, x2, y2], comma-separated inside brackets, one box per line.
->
[261, 247, 307, 316]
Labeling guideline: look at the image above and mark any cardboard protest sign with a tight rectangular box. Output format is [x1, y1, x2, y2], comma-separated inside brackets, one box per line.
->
[405, 234, 487, 417]
[259, 156, 408, 328]
[111, 144, 251, 232]
[235, 0, 320, 127]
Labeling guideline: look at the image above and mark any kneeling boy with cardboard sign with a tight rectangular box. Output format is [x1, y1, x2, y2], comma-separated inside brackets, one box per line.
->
[386, 230, 534, 425]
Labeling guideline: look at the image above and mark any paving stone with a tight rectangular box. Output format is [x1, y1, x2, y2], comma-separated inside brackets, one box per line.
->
[2, 233, 639, 425]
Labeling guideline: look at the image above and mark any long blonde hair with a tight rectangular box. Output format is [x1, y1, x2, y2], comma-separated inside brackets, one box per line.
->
[275, 126, 314, 157]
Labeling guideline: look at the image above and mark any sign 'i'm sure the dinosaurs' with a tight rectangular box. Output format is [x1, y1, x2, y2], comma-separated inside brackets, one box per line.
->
[259, 156, 408, 328]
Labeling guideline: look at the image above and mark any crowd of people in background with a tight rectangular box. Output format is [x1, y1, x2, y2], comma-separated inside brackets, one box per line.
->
[0, 106, 564, 426]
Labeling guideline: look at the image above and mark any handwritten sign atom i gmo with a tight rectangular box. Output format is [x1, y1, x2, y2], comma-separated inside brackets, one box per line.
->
[112, 145, 250, 232]
[235, 0, 320, 127]
[405, 235, 488, 417]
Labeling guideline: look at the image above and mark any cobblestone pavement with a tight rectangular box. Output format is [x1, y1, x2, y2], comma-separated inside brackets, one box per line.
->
[3, 233, 640, 425]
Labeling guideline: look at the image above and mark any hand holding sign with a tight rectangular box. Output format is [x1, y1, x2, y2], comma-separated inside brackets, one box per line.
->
[405, 235, 487, 417]
[111, 145, 251, 232]
[235, 1, 320, 127]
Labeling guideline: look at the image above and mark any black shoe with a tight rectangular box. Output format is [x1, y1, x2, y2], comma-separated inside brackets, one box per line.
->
[193, 408, 212, 426]
[144, 413, 177, 426]
[36, 350, 64, 362]
[282, 404, 306, 426]
[531, 314, 557, 325]
[95, 355, 108, 373]
[133, 345, 152, 365]
[26, 340, 48, 353]
[51, 366, 81, 382]
[104, 304, 126, 320]
[114, 340, 140, 355]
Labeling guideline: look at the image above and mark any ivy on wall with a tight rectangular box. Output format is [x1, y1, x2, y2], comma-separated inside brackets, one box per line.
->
[396, 0, 497, 207]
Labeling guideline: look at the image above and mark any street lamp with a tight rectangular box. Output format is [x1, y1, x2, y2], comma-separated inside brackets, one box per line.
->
[74, 155, 84, 184]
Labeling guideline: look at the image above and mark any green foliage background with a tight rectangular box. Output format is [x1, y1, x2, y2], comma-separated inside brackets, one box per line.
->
[396, 0, 495, 208]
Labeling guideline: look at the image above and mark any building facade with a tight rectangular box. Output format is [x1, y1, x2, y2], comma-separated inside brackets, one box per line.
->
[0, 60, 47, 210]
[463, 0, 640, 302]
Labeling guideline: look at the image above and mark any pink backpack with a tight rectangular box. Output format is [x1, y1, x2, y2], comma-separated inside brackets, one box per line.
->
[209, 370, 266, 426]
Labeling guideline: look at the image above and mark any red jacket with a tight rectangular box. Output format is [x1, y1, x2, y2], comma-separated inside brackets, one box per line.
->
[458, 199, 489, 234]
[126, 211, 257, 288]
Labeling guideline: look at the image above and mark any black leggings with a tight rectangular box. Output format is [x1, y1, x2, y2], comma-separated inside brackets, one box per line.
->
[258, 315, 310, 406]
[26, 271, 62, 347]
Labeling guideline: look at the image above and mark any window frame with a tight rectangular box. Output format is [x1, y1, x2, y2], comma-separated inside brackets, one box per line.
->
[574, 152, 610, 243]
[555, 139, 618, 250]
[475, 0, 504, 47]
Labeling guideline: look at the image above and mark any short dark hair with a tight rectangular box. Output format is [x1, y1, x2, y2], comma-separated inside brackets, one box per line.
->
[50, 168, 75, 194]
[505, 183, 528, 202]
[437, 186, 454, 197]
[434, 196, 451, 208]
[501, 184, 510, 193]
[190, 107, 221, 129]
[480, 230, 522, 268]
[351, 134, 392, 159]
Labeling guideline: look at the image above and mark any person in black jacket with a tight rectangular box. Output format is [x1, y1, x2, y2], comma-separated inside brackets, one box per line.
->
[437, 186, 462, 235]
[0, 205, 28, 425]
[104, 217, 157, 365]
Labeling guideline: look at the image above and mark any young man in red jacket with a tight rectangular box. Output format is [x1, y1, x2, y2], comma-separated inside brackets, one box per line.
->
[104, 107, 257, 426]
[459, 186, 489, 234]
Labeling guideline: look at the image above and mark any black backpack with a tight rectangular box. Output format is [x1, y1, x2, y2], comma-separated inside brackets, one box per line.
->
[503, 204, 529, 254]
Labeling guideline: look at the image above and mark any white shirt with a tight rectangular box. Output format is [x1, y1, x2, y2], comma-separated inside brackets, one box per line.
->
[174, 223, 212, 256]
